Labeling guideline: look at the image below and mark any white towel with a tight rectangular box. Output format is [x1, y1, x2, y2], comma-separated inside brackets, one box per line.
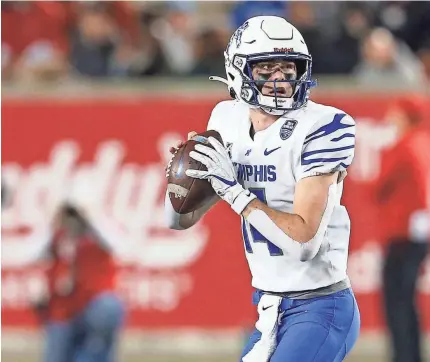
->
[242, 294, 282, 362]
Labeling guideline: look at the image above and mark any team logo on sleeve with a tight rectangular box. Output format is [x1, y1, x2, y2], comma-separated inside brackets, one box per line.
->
[280, 119, 298, 140]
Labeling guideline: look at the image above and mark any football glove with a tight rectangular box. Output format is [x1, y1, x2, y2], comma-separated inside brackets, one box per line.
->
[185, 137, 256, 214]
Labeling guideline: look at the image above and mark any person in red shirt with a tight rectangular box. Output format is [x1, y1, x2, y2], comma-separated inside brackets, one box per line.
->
[1, 2, 70, 81]
[375, 95, 429, 362]
[34, 203, 125, 362]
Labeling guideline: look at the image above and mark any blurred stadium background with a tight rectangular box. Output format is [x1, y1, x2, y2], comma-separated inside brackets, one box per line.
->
[1, 1, 430, 362]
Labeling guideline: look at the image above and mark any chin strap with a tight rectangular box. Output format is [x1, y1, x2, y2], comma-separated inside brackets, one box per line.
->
[209, 76, 229, 85]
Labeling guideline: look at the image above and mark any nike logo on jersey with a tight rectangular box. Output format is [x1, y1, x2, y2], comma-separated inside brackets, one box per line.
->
[264, 147, 281, 156]
[262, 305, 273, 311]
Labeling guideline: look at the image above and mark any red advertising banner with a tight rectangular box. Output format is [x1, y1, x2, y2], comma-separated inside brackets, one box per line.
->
[2, 94, 429, 332]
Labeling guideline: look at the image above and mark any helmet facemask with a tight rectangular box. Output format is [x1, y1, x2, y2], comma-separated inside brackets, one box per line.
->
[236, 53, 315, 114]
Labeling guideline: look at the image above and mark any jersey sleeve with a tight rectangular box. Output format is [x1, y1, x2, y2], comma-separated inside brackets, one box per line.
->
[206, 100, 232, 132]
[297, 112, 356, 182]
[206, 108, 218, 131]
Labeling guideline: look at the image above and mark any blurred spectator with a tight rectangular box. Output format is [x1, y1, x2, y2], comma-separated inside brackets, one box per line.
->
[69, 2, 143, 77]
[33, 202, 125, 362]
[69, 1, 149, 77]
[192, 27, 226, 76]
[375, 96, 429, 362]
[321, 4, 373, 74]
[150, 2, 196, 75]
[354, 27, 425, 86]
[120, 8, 169, 77]
[376, 1, 430, 54]
[70, 5, 118, 77]
[288, 2, 328, 75]
[1, 1, 70, 81]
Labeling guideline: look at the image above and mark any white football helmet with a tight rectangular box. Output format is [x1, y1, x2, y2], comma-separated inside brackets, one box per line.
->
[211, 16, 317, 115]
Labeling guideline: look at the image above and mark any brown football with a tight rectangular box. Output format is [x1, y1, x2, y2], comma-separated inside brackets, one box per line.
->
[167, 130, 223, 214]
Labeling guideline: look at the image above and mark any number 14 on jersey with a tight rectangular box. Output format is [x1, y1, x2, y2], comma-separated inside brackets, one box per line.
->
[242, 188, 283, 256]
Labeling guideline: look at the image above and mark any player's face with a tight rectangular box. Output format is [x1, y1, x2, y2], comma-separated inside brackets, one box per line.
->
[251, 60, 297, 98]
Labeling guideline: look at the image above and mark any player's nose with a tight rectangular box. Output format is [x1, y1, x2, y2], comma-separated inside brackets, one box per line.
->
[269, 69, 286, 82]
[269, 71, 290, 90]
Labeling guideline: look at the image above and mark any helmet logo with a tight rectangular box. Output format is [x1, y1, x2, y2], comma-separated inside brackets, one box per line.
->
[232, 21, 249, 49]
[241, 89, 251, 99]
[234, 57, 244, 68]
[274, 47, 294, 53]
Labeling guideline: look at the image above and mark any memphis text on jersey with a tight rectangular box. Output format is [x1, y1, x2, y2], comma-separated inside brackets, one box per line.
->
[234, 162, 277, 182]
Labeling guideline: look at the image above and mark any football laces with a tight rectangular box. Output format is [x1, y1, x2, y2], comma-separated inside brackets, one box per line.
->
[165, 148, 179, 178]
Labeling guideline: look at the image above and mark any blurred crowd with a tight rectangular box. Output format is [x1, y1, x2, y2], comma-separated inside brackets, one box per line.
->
[2, 1, 430, 85]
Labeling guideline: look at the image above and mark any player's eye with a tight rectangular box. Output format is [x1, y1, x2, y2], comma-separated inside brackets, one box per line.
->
[255, 62, 296, 72]
[285, 72, 297, 80]
[254, 63, 271, 71]
[279, 63, 296, 72]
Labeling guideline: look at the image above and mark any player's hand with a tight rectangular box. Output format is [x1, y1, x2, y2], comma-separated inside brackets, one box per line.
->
[166, 131, 198, 177]
[186, 137, 251, 206]
[168, 131, 197, 154]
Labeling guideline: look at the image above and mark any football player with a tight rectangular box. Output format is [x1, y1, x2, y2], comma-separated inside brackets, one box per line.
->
[165, 16, 360, 362]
